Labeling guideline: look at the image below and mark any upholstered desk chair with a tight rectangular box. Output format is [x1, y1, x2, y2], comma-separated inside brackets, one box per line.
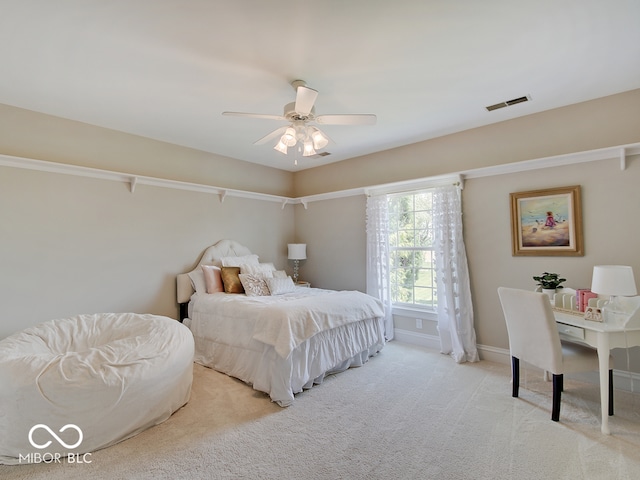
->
[497, 287, 613, 422]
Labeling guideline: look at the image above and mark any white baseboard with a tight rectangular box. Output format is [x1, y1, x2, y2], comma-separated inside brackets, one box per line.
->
[392, 328, 640, 393]
[572, 370, 640, 393]
[393, 328, 511, 363]
[392, 328, 440, 350]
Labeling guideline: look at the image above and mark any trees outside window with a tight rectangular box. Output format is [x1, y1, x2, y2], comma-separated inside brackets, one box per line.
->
[388, 191, 436, 310]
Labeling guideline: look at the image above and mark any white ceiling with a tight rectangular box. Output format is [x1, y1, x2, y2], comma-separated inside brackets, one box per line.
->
[1, 0, 639, 172]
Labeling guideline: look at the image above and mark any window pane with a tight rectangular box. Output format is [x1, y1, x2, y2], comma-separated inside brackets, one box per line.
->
[415, 210, 430, 230]
[389, 230, 399, 248]
[416, 269, 435, 289]
[388, 190, 436, 310]
[415, 192, 432, 210]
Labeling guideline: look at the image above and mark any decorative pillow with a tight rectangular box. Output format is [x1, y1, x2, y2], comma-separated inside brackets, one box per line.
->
[239, 273, 270, 296]
[201, 265, 224, 293]
[266, 276, 296, 295]
[187, 269, 207, 294]
[241, 263, 275, 278]
[272, 270, 288, 279]
[221, 254, 260, 268]
[220, 266, 244, 293]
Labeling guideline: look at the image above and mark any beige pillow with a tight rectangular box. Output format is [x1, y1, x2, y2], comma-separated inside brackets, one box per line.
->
[239, 273, 270, 296]
[220, 267, 244, 293]
[201, 265, 224, 293]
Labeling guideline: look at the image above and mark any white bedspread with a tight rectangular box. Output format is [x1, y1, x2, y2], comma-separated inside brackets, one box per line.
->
[189, 288, 384, 358]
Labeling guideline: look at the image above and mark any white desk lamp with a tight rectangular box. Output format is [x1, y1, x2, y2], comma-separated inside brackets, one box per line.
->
[591, 265, 637, 314]
[288, 243, 306, 283]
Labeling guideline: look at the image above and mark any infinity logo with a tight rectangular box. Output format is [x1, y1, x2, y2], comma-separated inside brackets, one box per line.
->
[28, 424, 83, 450]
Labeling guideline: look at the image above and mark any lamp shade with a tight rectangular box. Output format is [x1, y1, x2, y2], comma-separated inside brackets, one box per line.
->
[310, 128, 329, 149]
[591, 265, 638, 296]
[273, 140, 288, 154]
[302, 140, 316, 157]
[288, 243, 307, 260]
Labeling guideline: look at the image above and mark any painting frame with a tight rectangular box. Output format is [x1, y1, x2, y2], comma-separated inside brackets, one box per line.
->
[510, 185, 583, 256]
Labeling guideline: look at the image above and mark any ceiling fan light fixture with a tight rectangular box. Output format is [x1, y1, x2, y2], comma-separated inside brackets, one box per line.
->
[282, 127, 297, 147]
[274, 140, 288, 154]
[224, 79, 376, 164]
[294, 122, 307, 141]
[302, 140, 316, 157]
[310, 129, 329, 149]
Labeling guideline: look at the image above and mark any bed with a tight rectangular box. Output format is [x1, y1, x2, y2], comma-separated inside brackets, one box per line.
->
[176, 239, 386, 406]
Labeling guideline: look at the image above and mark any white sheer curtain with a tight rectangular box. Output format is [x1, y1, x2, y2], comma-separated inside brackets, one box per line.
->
[365, 194, 394, 340]
[433, 185, 479, 363]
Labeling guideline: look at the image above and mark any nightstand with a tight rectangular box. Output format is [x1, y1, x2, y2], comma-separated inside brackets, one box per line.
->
[296, 281, 310, 288]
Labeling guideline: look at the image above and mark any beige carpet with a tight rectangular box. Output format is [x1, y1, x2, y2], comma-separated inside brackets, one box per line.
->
[2, 341, 640, 479]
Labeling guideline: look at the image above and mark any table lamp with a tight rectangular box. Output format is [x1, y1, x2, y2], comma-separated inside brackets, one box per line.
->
[591, 265, 638, 314]
[288, 243, 306, 283]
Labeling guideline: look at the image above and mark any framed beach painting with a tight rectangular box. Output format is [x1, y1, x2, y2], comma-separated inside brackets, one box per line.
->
[510, 185, 583, 256]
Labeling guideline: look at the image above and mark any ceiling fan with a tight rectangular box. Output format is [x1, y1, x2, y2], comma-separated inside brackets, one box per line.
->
[222, 80, 376, 160]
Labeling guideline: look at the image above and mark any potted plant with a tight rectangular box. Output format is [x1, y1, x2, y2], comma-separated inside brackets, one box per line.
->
[533, 272, 566, 298]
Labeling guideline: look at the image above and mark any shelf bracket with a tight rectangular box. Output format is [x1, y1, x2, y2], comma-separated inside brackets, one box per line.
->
[620, 148, 627, 171]
[129, 176, 138, 193]
[219, 190, 227, 203]
[301, 199, 308, 210]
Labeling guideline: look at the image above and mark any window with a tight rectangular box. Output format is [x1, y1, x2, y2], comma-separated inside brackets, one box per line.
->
[388, 190, 436, 310]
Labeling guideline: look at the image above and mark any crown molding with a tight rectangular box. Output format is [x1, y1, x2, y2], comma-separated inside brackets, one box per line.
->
[2, 142, 638, 208]
[460, 143, 640, 179]
[0, 154, 297, 209]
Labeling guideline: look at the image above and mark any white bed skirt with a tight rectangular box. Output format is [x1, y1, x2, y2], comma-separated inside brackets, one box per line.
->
[185, 317, 385, 407]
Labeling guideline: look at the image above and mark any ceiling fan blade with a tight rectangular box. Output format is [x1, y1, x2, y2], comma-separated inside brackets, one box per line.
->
[223, 111, 286, 121]
[294, 86, 318, 115]
[315, 114, 377, 125]
[253, 126, 288, 145]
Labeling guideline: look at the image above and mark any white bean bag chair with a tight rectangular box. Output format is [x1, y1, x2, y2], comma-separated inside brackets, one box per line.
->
[0, 313, 194, 465]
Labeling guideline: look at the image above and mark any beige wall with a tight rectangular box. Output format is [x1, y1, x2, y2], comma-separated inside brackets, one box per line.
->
[463, 156, 640, 371]
[293, 195, 367, 291]
[288, 89, 640, 374]
[292, 153, 640, 373]
[0, 103, 294, 197]
[0, 165, 294, 339]
[293, 89, 640, 197]
[0, 102, 296, 338]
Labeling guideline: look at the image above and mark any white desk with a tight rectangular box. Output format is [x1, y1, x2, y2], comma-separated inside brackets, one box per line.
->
[555, 310, 640, 434]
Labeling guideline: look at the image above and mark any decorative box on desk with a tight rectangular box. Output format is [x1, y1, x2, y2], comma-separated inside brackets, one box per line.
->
[551, 288, 606, 312]
[551, 288, 602, 322]
[552, 288, 640, 327]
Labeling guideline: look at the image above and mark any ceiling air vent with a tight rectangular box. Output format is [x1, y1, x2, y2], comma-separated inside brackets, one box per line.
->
[308, 151, 331, 159]
[486, 95, 531, 112]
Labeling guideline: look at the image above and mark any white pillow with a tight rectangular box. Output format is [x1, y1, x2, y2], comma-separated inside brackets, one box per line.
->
[266, 276, 296, 295]
[187, 269, 207, 294]
[241, 263, 275, 278]
[239, 273, 270, 296]
[272, 270, 287, 279]
[221, 254, 260, 267]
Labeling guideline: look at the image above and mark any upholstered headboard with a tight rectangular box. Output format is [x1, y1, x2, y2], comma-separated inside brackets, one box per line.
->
[176, 239, 253, 304]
